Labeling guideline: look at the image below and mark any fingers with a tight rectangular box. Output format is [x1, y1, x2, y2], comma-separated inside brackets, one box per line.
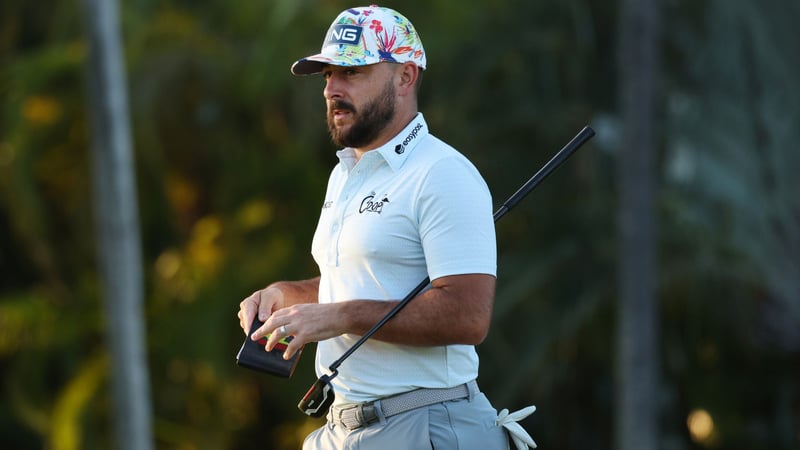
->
[257, 313, 287, 349]
[239, 294, 332, 360]
[282, 336, 303, 360]
[238, 293, 259, 335]
[268, 323, 302, 360]
[257, 287, 283, 321]
[238, 286, 284, 335]
[254, 318, 302, 360]
[257, 305, 313, 360]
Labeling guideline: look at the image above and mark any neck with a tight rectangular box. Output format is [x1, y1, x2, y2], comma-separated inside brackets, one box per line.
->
[353, 108, 418, 162]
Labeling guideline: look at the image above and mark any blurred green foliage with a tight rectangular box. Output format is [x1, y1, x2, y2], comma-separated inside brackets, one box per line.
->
[0, 0, 798, 449]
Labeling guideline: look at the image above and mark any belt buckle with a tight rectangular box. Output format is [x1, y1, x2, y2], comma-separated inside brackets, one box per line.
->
[337, 404, 363, 431]
[337, 403, 377, 431]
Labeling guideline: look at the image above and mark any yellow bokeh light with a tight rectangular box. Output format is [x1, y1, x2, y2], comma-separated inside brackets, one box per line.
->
[236, 199, 274, 230]
[165, 174, 198, 214]
[187, 215, 224, 273]
[155, 250, 182, 280]
[687, 408, 715, 444]
[22, 95, 62, 126]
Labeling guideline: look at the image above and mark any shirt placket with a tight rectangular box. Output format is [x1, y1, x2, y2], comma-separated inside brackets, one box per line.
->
[327, 160, 372, 267]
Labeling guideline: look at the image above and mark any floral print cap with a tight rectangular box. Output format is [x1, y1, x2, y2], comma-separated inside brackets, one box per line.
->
[291, 5, 426, 76]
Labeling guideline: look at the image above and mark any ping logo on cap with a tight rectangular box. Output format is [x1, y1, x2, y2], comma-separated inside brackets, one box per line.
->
[326, 24, 363, 45]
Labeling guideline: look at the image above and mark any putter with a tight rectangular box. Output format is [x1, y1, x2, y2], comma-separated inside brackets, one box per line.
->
[298, 125, 596, 417]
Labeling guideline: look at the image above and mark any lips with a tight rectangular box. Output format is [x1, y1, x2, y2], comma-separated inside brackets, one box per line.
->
[329, 107, 354, 127]
[332, 109, 351, 120]
[328, 100, 356, 123]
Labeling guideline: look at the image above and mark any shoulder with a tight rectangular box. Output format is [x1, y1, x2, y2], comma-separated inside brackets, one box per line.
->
[409, 134, 480, 173]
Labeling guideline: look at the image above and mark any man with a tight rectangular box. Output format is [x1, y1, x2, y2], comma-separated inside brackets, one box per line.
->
[238, 5, 535, 449]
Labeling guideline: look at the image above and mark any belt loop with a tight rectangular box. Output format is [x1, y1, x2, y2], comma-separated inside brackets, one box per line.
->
[373, 399, 388, 425]
[466, 380, 478, 401]
[326, 407, 336, 429]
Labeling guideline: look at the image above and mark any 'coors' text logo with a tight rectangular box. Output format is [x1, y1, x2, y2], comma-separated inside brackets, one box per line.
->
[359, 193, 390, 214]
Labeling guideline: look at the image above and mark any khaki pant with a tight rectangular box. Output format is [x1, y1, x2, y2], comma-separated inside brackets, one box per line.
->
[303, 391, 510, 450]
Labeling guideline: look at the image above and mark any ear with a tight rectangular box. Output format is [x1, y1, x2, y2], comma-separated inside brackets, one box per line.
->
[396, 62, 419, 96]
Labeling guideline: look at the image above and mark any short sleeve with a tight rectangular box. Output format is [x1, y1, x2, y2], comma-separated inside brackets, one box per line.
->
[416, 156, 497, 280]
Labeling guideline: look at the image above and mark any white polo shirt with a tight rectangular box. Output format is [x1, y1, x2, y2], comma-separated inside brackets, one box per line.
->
[311, 113, 496, 405]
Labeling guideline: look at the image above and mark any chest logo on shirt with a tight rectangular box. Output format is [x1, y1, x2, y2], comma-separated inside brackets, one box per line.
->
[359, 192, 390, 215]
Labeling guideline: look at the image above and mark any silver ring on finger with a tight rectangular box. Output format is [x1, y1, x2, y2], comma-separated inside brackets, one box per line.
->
[279, 324, 288, 335]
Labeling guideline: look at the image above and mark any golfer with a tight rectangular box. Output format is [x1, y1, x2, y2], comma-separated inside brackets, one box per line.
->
[238, 5, 535, 449]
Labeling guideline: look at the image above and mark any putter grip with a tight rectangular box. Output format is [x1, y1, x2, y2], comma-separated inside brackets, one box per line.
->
[236, 317, 302, 378]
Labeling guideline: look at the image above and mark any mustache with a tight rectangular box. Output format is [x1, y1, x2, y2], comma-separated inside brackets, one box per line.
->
[327, 99, 356, 113]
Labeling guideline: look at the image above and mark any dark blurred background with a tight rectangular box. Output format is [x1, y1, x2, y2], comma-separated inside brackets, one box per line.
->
[1, 0, 798, 449]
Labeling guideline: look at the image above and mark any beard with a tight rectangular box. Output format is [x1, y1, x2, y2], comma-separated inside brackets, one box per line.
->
[327, 80, 396, 148]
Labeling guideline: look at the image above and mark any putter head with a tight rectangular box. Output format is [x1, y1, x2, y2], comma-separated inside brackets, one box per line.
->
[298, 374, 335, 417]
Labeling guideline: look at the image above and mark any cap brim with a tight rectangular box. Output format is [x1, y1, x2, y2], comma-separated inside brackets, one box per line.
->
[291, 55, 384, 76]
[291, 56, 330, 76]
[291, 55, 425, 76]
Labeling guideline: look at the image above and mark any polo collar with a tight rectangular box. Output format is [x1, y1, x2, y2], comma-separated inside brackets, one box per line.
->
[375, 113, 428, 172]
[335, 113, 429, 173]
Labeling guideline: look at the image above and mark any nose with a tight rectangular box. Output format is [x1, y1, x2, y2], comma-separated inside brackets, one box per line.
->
[323, 72, 343, 101]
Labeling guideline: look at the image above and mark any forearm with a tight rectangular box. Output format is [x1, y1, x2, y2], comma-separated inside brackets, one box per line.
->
[339, 274, 495, 346]
[251, 274, 494, 358]
[265, 277, 320, 307]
